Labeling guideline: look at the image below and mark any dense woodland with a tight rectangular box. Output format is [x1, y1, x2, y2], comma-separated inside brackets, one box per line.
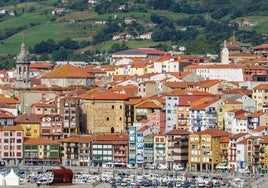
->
[0, 0, 267, 68]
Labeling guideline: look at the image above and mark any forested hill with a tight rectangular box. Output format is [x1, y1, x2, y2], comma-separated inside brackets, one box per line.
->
[0, 0, 267, 68]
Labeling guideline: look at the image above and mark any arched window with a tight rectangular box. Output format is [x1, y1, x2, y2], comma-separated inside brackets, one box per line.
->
[111, 127, 114, 133]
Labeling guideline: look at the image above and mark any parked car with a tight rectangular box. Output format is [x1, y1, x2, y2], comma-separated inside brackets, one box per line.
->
[206, 181, 214, 188]
[158, 164, 168, 170]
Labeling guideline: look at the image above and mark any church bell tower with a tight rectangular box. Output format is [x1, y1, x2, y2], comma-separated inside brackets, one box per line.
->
[15, 43, 31, 89]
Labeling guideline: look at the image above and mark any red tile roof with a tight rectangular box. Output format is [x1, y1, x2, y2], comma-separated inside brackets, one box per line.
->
[57, 135, 94, 143]
[253, 43, 268, 50]
[253, 126, 268, 132]
[0, 109, 15, 118]
[135, 101, 162, 109]
[165, 89, 212, 96]
[41, 64, 94, 78]
[14, 113, 41, 123]
[249, 111, 267, 117]
[0, 94, 20, 104]
[24, 138, 59, 145]
[196, 128, 231, 137]
[189, 97, 219, 110]
[79, 90, 139, 100]
[254, 84, 268, 90]
[30, 62, 54, 69]
[230, 132, 248, 139]
[166, 129, 190, 135]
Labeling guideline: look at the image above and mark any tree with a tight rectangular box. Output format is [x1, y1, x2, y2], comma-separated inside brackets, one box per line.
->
[33, 39, 58, 54]
[110, 42, 128, 53]
[58, 38, 79, 50]
[51, 48, 71, 61]
[95, 0, 112, 15]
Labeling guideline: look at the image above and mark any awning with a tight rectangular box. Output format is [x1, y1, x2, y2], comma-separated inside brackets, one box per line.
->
[216, 163, 228, 169]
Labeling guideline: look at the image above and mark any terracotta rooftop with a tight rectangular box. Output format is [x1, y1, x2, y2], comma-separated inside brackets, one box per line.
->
[135, 101, 162, 109]
[164, 81, 190, 89]
[249, 111, 266, 117]
[41, 64, 94, 78]
[0, 95, 20, 104]
[197, 80, 221, 88]
[220, 136, 230, 143]
[166, 129, 190, 135]
[79, 90, 139, 100]
[190, 97, 219, 110]
[0, 109, 15, 119]
[196, 128, 231, 137]
[30, 62, 54, 69]
[165, 89, 212, 96]
[253, 126, 268, 132]
[253, 43, 268, 50]
[230, 132, 248, 139]
[57, 135, 94, 143]
[254, 84, 268, 90]
[109, 84, 138, 95]
[14, 113, 41, 123]
[24, 138, 59, 145]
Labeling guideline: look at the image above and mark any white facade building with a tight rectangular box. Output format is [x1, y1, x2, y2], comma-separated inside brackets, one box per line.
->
[195, 64, 244, 82]
[225, 111, 248, 134]
[154, 57, 191, 73]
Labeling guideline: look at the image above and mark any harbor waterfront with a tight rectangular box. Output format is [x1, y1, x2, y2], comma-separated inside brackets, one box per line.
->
[1, 165, 268, 188]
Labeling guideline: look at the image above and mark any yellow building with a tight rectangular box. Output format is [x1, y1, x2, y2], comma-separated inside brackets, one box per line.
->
[217, 99, 243, 129]
[252, 84, 268, 111]
[259, 136, 268, 173]
[14, 113, 41, 138]
[188, 128, 231, 171]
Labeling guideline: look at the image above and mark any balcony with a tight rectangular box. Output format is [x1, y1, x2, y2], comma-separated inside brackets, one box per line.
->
[114, 153, 125, 157]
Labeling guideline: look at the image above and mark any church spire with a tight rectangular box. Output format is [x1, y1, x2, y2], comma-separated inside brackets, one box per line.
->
[16, 42, 29, 64]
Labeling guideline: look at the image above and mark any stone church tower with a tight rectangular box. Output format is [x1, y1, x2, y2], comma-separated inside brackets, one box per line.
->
[221, 40, 229, 64]
[15, 43, 31, 89]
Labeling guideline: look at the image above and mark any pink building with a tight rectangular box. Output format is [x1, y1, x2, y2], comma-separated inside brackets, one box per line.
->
[0, 125, 24, 165]
[147, 109, 166, 133]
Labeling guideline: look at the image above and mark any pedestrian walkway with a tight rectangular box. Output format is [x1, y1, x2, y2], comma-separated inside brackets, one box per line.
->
[94, 183, 111, 188]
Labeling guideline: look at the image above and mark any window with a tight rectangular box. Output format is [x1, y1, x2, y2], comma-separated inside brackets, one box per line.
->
[106, 117, 109, 121]
[17, 132, 22, 136]
[112, 105, 114, 109]
[17, 139, 22, 143]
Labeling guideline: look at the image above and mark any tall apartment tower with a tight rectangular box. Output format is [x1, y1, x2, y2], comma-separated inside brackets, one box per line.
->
[15, 43, 31, 89]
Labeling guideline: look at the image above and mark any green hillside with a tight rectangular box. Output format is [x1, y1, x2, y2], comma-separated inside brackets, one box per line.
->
[0, 0, 267, 68]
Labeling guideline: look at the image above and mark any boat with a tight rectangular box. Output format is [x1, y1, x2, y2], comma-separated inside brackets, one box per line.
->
[36, 175, 53, 186]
